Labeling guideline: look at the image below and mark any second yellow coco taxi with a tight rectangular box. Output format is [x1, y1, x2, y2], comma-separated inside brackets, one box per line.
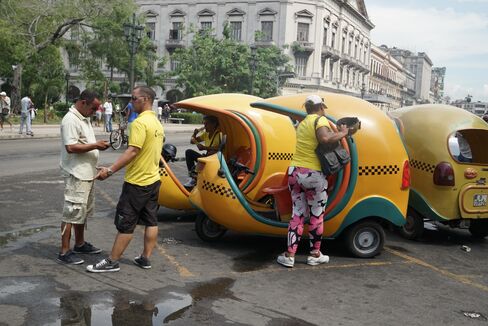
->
[389, 104, 488, 239]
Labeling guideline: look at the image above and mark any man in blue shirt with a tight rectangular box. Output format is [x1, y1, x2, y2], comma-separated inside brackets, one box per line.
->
[125, 102, 139, 136]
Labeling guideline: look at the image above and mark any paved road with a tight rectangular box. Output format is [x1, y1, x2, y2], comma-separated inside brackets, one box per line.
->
[1, 138, 488, 325]
[0, 134, 191, 178]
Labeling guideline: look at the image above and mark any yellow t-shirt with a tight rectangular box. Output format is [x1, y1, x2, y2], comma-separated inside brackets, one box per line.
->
[290, 114, 331, 171]
[201, 130, 222, 149]
[125, 111, 164, 186]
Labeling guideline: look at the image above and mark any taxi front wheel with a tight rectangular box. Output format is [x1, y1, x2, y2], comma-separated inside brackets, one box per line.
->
[195, 213, 227, 242]
[344, 220, 385, 258]
[469, 219, 488, 239]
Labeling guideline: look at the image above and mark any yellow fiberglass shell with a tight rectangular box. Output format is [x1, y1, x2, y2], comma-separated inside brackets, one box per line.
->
[158, 162, 193, 210]
[389, 104, 488, 220]
[177, 93, 296, 201]
[157, 93, 263, 209]
[251, 93, 410, 237]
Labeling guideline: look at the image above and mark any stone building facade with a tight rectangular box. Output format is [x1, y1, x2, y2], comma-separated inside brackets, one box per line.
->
[368, 44, 407, 111]
[136, 0, 374, 99]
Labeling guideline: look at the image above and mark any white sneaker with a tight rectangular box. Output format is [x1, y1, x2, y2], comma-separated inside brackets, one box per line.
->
[277, 253, 295, 268]
[307, 252, 329, 266]
[183, 178, 196, 188]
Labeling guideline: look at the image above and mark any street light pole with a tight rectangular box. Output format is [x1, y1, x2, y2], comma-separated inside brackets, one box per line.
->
[249, 45, 257, 95]
[65, 72, 70, 105]
[124, 14, 145, 92]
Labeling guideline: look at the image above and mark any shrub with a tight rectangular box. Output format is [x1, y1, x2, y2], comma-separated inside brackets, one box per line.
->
[170, 112, 203, 124]
[53, 102, 71, 118]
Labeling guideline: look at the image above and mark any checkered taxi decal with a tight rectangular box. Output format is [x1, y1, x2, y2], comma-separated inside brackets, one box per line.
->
[159, 168, 169, 177]
[358, 165, 400, 176]
[410, 159, 435, 174]
[268, 152, 294, 161]
[202, 180, 236, 200]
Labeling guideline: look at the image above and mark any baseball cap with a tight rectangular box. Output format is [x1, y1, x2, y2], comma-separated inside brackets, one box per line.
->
[305, 95, 327, 108]
[0, 92, 6, 96]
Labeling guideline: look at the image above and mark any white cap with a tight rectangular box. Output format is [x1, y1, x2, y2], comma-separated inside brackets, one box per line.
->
[305, 95, 327, 108]
[0, 92, 6, 96]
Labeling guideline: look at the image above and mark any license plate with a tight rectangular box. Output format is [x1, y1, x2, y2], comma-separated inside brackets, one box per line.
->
[473, 194, 488, 207]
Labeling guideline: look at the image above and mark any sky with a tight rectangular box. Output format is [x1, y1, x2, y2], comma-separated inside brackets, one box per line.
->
[366, 0, 488, 102]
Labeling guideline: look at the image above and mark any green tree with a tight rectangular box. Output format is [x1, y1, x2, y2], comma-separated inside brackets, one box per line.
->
[172, 24, 291, 99]
[22, 46, 65, 122]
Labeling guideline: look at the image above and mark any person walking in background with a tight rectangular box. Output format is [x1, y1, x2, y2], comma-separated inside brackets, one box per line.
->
[95, 103, 103, 127]
[103, 98, 113, 132]
[87, 86, 164, 273]
[58, 89, 110, 265]
[163, 104, 170, 123]
[0, 92, 13, 132]
[276, 95, 349, 268]
[157, 103, 163, 122]
[20, 95, 34, 135]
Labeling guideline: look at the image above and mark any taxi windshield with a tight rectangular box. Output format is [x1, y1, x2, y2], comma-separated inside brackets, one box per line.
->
[448, 129, 488, 164]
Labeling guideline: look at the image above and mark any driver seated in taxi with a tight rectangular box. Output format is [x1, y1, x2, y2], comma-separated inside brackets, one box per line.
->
[183, 115, 222, 188]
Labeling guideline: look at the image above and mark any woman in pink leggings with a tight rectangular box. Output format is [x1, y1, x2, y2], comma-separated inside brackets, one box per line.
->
[277, 95, 348, 268]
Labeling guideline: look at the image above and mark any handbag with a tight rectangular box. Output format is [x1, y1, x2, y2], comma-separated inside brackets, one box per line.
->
[314, 117, 350, 175]
[1, 108, 8, 115]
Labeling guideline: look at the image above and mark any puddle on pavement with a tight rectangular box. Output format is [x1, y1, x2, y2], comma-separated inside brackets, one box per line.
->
[0, 225, 57, 247]
[54, 278, 237, 325]
[58, 291, 192, 325]
[232, 251, 275, 272]
[190, 277, 236, 302]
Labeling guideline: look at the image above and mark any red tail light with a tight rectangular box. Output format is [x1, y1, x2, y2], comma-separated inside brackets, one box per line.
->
[433, 162, 455, 186]
[401, 160, 411, 190]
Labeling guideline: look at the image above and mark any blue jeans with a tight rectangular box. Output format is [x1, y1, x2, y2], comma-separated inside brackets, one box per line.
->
[19, 112, 32, 134]
[105, 114, 112, 132]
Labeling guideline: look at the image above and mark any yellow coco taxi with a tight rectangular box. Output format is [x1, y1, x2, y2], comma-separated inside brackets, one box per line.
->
[389, 104, 488, 239]
[162, 92, 409, 258]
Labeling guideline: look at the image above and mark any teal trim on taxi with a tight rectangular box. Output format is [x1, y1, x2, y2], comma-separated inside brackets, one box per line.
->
[332, 197, 406, 238]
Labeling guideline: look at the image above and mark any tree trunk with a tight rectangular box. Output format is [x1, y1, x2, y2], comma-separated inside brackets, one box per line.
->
[44, 93, 48, 123]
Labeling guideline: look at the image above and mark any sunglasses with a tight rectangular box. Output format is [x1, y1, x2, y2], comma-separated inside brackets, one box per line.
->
[131, 95, 146, 101]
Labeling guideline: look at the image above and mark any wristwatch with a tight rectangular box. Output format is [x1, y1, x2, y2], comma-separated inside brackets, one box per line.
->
[107, 168, 114, 176]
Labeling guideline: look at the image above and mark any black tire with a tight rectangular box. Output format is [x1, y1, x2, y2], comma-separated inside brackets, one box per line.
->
[195, 213, 227, 242]
[344, 220, 385, 258]
[110, 130, 122, 150]
[399, 208, 424, 240]
[469, 219, 488, 239]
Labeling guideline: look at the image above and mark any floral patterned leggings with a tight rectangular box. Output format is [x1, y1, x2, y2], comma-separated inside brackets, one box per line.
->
[286, 166, 328, 255]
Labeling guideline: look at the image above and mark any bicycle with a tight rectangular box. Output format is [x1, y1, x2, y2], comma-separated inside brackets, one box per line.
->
[109, 113, 128, 150]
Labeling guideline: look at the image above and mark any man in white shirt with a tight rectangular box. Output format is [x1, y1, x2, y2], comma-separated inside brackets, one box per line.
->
[58, 89, 110, 265]
[103, 98, 113, 132]
[20, 95, 34, 135]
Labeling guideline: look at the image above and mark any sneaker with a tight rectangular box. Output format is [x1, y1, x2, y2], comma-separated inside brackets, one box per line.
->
[183, 178, 196, 188]
[86, 258, 120, 273]
[277, 253, 295, 268]
[57, 250, 84, 265]
[73, 241, 102, 254]
[306, 251, 330, 266]
[133, 255, 151, 269]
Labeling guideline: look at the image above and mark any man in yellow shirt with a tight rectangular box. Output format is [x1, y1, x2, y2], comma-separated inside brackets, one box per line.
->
[183, 115, 221, 188]
[87, 86, 164, 273]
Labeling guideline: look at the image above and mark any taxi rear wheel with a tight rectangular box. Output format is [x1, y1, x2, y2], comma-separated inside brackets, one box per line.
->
[399, 208, 424, 240]
[469, 219, 488, 239]
[195, 213, 227, 242]
[344, 220, 385, 258]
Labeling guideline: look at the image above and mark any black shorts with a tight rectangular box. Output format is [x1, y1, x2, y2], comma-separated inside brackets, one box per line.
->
[114, 180, 161, 234]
